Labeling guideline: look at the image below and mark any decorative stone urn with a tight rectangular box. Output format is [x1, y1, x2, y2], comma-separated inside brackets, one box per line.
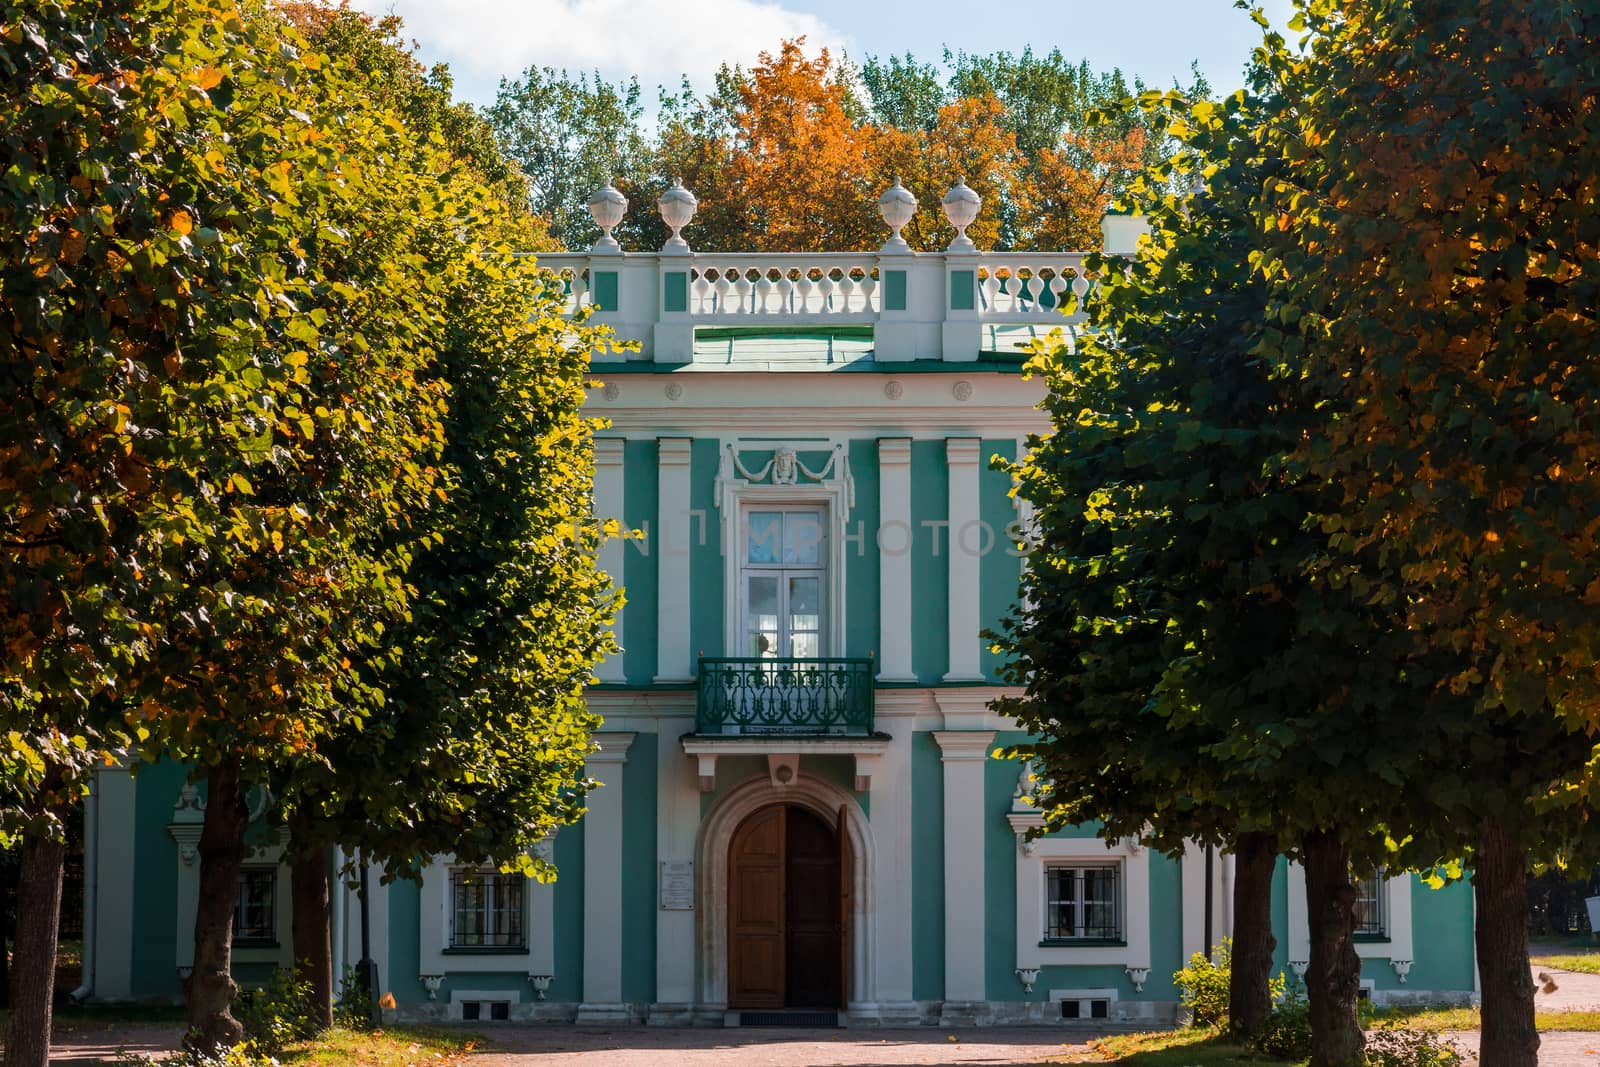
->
[1015, 967, 1040, 994]
[529, 974, 554, 1000]
[941, 177, 982, 252]
[419, 974, 444, 1001]
[586, 180, 628, 253]
[877, 178, 918, 252]
[657, 179, 698, 254]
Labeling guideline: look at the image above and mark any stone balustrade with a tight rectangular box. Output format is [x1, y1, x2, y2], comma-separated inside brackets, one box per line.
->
[539, 178, 1147, 363]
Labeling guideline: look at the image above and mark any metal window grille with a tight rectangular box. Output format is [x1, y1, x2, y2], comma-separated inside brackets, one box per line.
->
[1355, 872, 1387, 937]
[234, 868, 276, 944]
[1045, 865, 1122, 940]
[450, 869, 526, 948]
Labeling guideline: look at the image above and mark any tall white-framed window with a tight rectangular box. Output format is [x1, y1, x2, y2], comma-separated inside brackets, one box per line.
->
[740, 506, 827, 659]
[1045, 862, 1124, 943]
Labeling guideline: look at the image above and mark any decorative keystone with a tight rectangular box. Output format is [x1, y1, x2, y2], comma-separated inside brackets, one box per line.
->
[529, 974, 554, 1001]
[877, 178, 918, 253]
[586, 181, 628, 253]
[941, 178, 981, 252]
[1125, 966, 1151, 992]
[1391, 959, 1412, 984]
[1015, 967, 1040, 994]
[657, 179, 698, 254]
[420, 974, 444, 1001]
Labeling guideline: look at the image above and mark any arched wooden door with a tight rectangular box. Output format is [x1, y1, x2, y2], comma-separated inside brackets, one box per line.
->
[728, 805, 844, 1009]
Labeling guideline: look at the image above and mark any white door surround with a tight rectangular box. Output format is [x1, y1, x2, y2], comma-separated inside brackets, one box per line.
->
[694, 773, 878, 1017]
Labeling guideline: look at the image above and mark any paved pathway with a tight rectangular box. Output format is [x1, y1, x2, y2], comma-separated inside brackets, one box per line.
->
[466, 1026, 1096, 1066]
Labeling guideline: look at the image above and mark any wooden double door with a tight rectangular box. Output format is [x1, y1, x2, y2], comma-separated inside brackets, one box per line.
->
[727, 804, 849, 1009]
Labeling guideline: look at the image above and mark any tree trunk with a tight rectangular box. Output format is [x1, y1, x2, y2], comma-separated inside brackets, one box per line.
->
[1475, 817, 1538, 1067]
[1302, 832, 1364, 1067]
[290, 843, 334, 1032]
[4, 826, 66, 1067]
[1229, 831, 1278, 1039]
[186, 759, 249, 1051]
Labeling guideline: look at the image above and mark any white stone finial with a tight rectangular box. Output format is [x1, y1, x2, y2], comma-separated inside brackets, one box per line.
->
[586, 180, 628, 253]
[657, 178, 698, 254]
[941, 177, 982, 252]
[877, 177, 918, 253]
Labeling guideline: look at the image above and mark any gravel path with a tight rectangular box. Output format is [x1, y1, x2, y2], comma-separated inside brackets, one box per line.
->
[466, 1026, 1097, 1066]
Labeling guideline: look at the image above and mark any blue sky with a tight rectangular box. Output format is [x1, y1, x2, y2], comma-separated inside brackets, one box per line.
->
[353, 0, 1298, 111]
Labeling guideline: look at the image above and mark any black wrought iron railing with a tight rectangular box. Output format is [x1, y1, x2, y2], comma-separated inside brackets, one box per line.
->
[696, 657, 875, 736]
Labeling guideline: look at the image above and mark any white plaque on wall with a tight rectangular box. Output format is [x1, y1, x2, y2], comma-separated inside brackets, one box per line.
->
[659, 861, 694, 910]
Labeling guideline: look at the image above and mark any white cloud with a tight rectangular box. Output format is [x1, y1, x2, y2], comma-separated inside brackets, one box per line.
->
[353, 0, 849, 105]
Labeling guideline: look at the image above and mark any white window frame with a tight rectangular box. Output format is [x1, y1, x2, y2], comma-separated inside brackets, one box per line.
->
[418, 853, 554, 976]
[1008, 812, 1151, 970]
[1286, 862, 1413, 963]
[1354, 870, 1388, 940]
[448, 867, 528, 950]
[1043, 861, 1124, 943]
[719, 486, 849, 659]
[738, 506, 829, 659]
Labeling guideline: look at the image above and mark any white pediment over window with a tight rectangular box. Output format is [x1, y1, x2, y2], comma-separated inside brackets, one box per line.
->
[715, 440, 854, 519]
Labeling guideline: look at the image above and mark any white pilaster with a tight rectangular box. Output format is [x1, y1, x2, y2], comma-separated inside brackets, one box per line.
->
[877, 438, 915, 682]
[96, 766, 136, 998]
[594, 437, 627, 682]
[944, 438, 984, 681]
[653, 715, 700, 1017]
[933, 731, 995, 1003]
[579, 732, 637, 1022]
[655, 438, 694, 683]
[870, 717, 918, 1020]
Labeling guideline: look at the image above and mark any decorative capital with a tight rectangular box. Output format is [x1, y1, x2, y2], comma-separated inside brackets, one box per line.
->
[1289, 960, 1309, 980]
[420, 974, 444, 1001]
[528, 974, 554, 1000]
[1015, 967, 1040, 994]
[1125, 966, 1151, 992]
[1391, 959, 1412, 984]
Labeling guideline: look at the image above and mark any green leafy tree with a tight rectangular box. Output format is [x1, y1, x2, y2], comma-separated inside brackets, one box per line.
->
[271, 4, 618, 1028]
[485, 66, 650, 248]
[1251, 2, 1600, 1063]
[0, 0, 443, 1057]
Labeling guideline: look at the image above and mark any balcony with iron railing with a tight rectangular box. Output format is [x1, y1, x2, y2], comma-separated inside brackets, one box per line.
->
[541, 178, 1147, 365]
[695, 656, 875, 737]
[681, 655, 890, 792]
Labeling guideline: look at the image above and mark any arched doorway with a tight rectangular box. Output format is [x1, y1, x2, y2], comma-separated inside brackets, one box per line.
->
[727, 804, 849, 1009]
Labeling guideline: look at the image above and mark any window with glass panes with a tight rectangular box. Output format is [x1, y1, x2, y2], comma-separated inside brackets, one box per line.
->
[1354, 872, 1387, 938]
[450, 869, 525, 949]
[741, 507, 826, 658]
[1045, 864, 1122, 941]
[234, 868, 276, 945]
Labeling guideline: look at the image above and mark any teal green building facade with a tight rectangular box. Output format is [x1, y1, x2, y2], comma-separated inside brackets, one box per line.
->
[76, 208, 1481, 1025]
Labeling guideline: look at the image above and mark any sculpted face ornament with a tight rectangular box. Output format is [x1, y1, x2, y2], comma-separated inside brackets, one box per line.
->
[772, 446, 798, 485]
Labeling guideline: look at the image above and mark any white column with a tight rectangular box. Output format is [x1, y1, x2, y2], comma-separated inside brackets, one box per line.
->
[871, 724, 918, 1021]
[655, 438, 694, 683]
[944, 438, 984, 681]
[653, 715, 700, 1019]
[579, 732, 636, 1022]
[96, 766, 136, 998]
[594, 437, 627, 682]
[877, 438, 915, 682]
[933, 731, 995, 1005]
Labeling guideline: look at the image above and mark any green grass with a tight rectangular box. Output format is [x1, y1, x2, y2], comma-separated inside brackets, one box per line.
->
[1371, 1005, 1600, 1032]
[1063, 1029, 1292, 1066]
[279, 1026, 478, 1067]
[1532, 953, 1600, 975]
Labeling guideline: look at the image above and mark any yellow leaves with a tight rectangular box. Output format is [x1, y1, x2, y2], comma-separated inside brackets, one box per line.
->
[169, 209, 194, 236]
[192, 66, 224, 90]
